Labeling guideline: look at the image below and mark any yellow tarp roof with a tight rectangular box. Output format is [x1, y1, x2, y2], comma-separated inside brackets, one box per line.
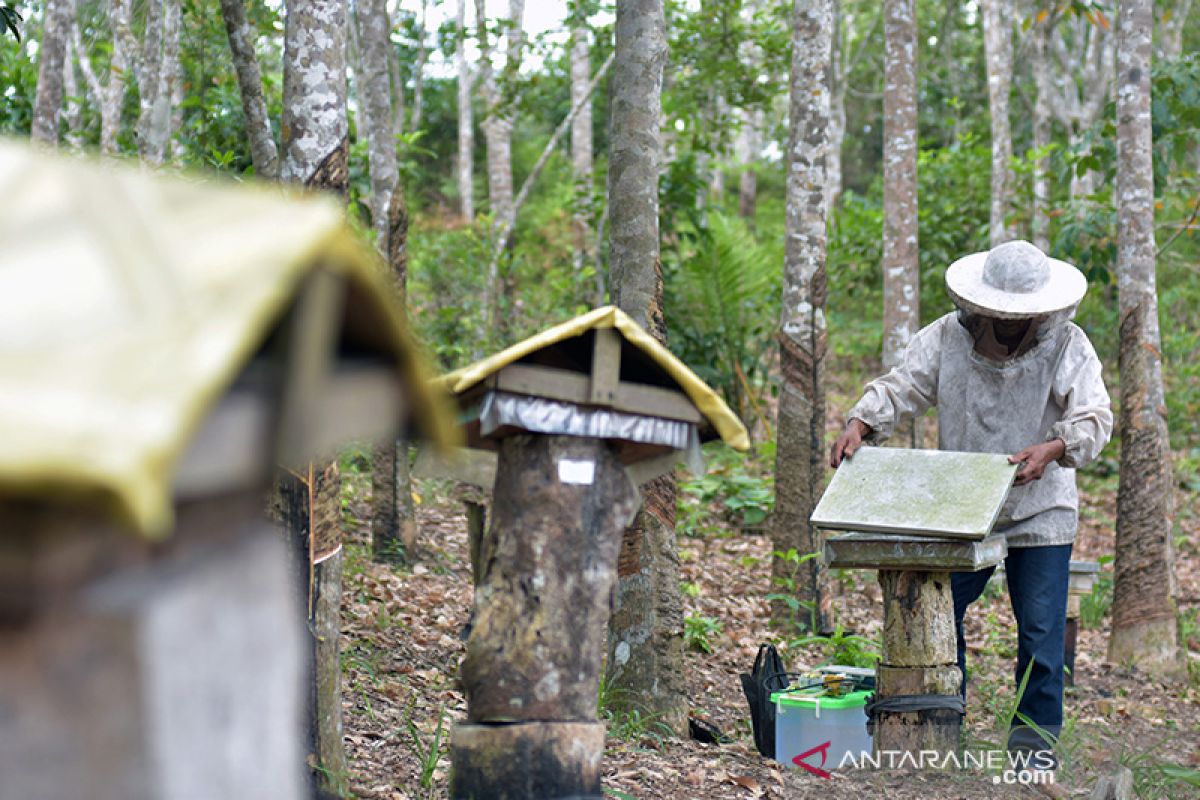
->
[438, 306, 750, 451]
[0, 141, 456, 537]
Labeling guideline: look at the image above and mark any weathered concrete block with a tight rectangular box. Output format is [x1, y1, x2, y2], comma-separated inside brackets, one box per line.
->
[825, 532, 1007, 572]
[812, 447, 1017, 540]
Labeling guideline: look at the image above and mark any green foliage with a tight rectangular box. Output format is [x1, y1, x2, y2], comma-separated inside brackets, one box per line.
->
[1080, 554, 1115, 630]
[789, 623, 879, 669]
[664, 212, 781, 428]
[2, 3, 21, 40]
[677, 443, 775, 536]
[765, 547, 820, 634]
[683, 613, 723, 654]
[404, 702, 447, 792]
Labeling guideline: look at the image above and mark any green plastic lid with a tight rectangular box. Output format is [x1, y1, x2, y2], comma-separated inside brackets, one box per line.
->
[771, 688, 871, 710]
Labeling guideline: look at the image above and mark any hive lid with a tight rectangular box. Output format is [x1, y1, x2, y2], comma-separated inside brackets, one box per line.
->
[811, 447, 1017, 541]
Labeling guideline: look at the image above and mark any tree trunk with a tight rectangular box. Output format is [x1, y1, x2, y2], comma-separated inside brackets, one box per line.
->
[31, 0, 71, 146]
[1046, 16, 1113, 202]
[280, 0, 351, 791]
[772, 0, 833, 636]
[63, 36, 83, 150]
[1031, 15, 1052, 251]
[1108, 0, 1182, 675]
[737, 108, 762, 221]
[1157, 0, 1192, 59]
[353, 0, 416, 566]
[882, 0, 921, 448]
[74, 0, 132, 157]
[981, 0, 1015, 245]
[604, 0, 687, 737]
[219, 0, 280, 178]
[826, 0, 846, 211]
[409, 0, 428, 132]
[457, 0, 475, 220]
[477, 0, 524, 338]
[570, 15, 594, 273]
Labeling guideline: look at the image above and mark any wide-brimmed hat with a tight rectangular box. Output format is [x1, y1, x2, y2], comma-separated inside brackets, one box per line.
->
[945, 240, 1087, 319]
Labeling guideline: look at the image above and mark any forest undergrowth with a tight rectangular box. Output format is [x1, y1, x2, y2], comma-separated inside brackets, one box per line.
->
[335, 370, 1200, 800]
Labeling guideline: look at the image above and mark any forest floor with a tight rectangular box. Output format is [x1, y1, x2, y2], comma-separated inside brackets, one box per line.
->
[335, 375, 1200, 800]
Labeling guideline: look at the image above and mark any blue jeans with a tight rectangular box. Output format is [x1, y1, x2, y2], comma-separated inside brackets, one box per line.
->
[952, 544, 1072, 752]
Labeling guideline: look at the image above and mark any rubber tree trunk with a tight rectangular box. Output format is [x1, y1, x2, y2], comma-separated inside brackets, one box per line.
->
[1030, 16, 1052, 251]
[570, 12, 595, 274]
[1108, 0, 1183, 675]
[772, 0, 833, 636]
[454, 435, 638, 800]
[981, 0, 1015, 245]
[31, 0, 71, 146]
[882, 0, 922, 447]
[456, 0, 475, 220]
[280, 0, 351, 792]
[219, 0, 280, 178]
[604, 0, 688, 738]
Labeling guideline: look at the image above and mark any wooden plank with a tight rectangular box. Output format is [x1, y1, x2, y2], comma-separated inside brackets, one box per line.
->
[589, 328, 621, 406]
[492, 363, 701, 424]
[174, 364, 402, 499]
[274, 269, 347, 468]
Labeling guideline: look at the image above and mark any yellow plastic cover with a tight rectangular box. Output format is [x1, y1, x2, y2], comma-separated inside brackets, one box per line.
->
[0, 141, 457, 537]
[438, 306, 750, 451]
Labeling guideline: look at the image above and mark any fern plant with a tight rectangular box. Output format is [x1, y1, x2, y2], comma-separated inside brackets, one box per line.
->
[665, 211, 781, 432]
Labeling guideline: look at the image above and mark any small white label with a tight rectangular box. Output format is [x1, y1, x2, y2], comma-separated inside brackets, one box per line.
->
[558, 459, 596, 485]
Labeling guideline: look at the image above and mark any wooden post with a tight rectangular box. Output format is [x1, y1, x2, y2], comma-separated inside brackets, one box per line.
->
[452, 433, 638, 800]
[874, 569, 962, 754]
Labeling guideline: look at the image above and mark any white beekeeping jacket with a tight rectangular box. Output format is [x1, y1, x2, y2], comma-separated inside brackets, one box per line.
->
[847, 309, 1113, 547]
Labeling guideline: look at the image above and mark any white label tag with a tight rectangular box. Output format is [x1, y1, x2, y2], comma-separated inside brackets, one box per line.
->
[558, 459, 596, 485]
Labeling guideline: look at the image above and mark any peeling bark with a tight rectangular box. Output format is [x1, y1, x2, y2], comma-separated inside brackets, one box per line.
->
[981, 0, 1015, 244]
[1109, 0, 1182, 675]
[220, 0, 280, 178]
[604, 0, 687, 737]
[31, 0, 71, 146]
[772, 0, 833, 635]
[456, 0, 475, 220]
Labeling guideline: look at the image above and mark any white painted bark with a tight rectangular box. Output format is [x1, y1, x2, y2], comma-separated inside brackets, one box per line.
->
[1109, 0, 1182, 675]
[773, 0, 833, 634]
[281, 0, 349, 188]
[220, 0, 280, 178]
[882, 0, 919, 370]
[1031, 16, 1051, 251]
[456, 0, 475, 219]
[605, 0, 687, 737]
[31, 0, 71, 146]
[570, 19, 594, 269]
[981, 0, 1015, 245]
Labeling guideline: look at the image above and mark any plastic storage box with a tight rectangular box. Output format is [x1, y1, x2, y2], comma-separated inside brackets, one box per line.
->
[771, 687, 873, 771]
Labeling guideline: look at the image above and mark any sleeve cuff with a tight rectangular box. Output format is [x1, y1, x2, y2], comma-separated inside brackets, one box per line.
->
[1047, 422, 1081, 468]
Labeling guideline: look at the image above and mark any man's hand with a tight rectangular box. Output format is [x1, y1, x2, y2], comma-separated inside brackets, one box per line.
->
[830, 418, 872, 468]
[1009, 439, 1066, 486]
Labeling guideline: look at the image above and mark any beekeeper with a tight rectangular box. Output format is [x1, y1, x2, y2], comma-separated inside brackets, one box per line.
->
[830, 240, 1113, 763]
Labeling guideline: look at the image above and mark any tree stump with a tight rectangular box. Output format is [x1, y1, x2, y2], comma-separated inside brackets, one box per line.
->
[873, 569, 962, 755]
[453, 434, 638, 799]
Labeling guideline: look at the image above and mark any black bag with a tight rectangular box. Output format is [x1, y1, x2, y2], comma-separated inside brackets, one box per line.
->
[739, 643, 790, 758]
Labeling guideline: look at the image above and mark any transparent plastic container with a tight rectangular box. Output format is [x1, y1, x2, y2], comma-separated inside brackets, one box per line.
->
[771, 687, 873, 771]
